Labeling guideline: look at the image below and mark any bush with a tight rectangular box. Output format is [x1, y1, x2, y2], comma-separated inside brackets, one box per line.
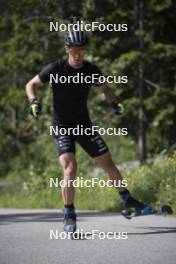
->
[1, 141, 175, 213]
[124, 151, 176, 211]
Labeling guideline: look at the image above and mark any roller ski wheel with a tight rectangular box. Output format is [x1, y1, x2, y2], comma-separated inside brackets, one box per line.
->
[121, 204, 173, 219]
[63, 214, 77, 234]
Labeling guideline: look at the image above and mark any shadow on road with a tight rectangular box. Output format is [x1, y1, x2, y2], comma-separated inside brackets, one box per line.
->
[67, 226, 176, 240]
[0, 211, 176, 237]
[127, 226, 176, 236]
[0, 211, 118, 225]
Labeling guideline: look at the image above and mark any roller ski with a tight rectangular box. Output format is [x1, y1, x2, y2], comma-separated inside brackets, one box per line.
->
[121, 204, 173, 219]
[63, 207, 77, 234]
[119, 190, 173, 219]
[63, 211, 81, 239]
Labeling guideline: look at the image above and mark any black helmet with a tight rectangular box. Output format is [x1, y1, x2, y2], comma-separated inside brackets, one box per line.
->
[64, 30, 88, 47]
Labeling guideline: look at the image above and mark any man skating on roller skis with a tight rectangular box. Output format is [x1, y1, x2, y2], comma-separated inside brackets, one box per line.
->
[25, 29, 159, 233]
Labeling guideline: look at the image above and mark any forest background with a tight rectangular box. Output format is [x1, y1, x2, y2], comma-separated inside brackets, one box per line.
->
[0, 0, 175, 211]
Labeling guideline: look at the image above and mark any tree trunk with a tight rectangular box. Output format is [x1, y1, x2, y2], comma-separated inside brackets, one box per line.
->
[138, 0, 147, 164]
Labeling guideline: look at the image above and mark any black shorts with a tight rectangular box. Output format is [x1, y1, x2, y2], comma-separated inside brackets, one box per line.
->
[52, 121, 108, 158]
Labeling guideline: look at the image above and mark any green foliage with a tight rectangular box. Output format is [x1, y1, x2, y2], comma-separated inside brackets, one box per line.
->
[0, 152, 175, 213]
[125, 151, 176, 210]
[0, 1, 175, 211]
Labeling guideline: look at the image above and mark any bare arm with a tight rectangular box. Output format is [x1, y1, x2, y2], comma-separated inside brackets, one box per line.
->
[98, 83, 116, 104]
[25, 75, 44, 101]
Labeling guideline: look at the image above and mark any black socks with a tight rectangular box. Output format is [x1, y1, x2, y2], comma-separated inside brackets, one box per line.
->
[64, 204, 76, 216]
[119, 189, 131, 203]
[64, 204, 74, 210]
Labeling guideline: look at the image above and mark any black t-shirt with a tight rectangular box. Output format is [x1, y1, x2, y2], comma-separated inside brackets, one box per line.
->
[38, 58, 103, 125]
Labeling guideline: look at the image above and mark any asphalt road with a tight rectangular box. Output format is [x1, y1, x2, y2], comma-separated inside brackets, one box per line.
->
[0, 209, 176, 264]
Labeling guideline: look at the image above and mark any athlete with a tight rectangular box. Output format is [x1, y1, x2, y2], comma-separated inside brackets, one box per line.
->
[25, 29, 152, 233]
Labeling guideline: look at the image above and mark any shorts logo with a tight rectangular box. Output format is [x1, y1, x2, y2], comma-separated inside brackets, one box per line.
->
[98, 147, 107, 152]
[90, 135, 99, 142]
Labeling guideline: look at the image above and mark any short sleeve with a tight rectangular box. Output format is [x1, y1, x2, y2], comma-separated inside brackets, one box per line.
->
[38, 61, 59, 83]
[91, 64, 103, 87]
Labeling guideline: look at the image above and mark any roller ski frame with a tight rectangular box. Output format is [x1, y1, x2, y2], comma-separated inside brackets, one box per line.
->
[63, 216, 81, 239]
[121, 205, 173, 219]
[63, 206, 77, 237]
[63, 214, 77, 233]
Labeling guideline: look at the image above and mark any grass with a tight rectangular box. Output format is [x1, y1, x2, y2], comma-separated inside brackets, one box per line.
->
[0, 138, 175, 214]
[0, 175, 120, 211]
